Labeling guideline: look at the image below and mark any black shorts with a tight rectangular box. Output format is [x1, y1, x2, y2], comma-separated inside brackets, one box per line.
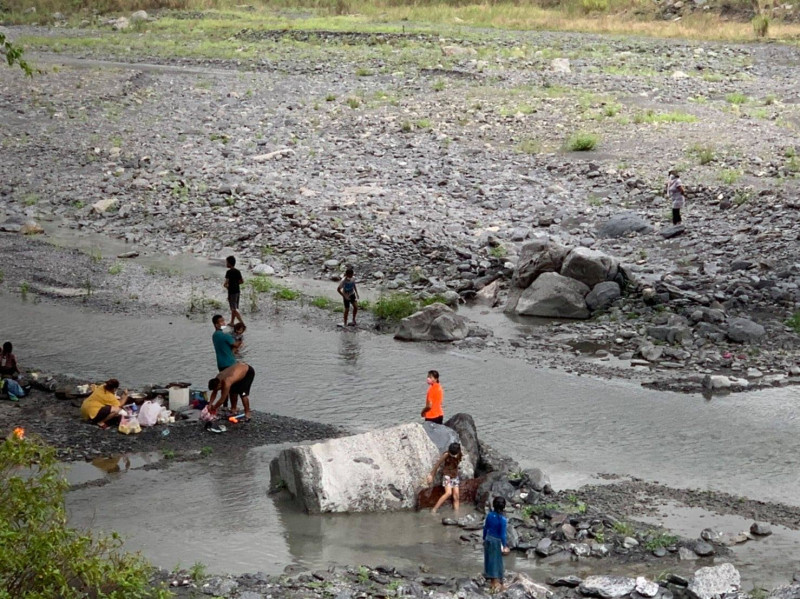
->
[425, 416, 444, 424]
[90, 405, 115, 425]
[343, 295, 357, 309]
[228, 293, 240, 310]
[231, 365, 255, 397]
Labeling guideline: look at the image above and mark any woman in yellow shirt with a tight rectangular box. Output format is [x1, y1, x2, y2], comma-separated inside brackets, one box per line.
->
[80, 379, 128, 429]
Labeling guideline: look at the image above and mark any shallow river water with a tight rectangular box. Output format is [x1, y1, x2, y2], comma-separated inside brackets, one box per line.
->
[2, 297, 800, 585]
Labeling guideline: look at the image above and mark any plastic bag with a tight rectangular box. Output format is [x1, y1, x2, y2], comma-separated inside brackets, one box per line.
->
[156, 407, 171, 425]
[199, 406, 217, 422]
[118, 414, 142, 435]
[138, 401, 161, 427]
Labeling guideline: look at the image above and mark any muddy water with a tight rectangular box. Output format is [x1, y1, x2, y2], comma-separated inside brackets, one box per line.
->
[3, 297, 800, 582]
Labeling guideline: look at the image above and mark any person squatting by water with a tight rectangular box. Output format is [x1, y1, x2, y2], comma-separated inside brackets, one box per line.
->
[421, 370, 444, 424]
[80, 378, 128, 429]
[337, 267, 359, 327]
[427, 442, 462, 513]
[483, 496, 510, 592]
[224, 255, 245, 327]
[208, 362, 256, 423]
[667, 169, 686, 225]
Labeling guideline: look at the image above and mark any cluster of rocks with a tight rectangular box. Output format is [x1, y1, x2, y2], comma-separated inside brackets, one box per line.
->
[162, 559, 800, 599]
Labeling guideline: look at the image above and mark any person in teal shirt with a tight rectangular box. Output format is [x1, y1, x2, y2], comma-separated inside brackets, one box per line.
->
[211, 314, 239, 371]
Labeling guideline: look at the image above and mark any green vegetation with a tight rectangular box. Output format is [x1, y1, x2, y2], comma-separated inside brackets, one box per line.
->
[19, 281, 29, 299]
[311, 296, 337, 310]
[566, 494, 588, 514]
[0, 434, 170, 598]
[786, 311, 800, 333]
[355, 66, 372, 76]
[516, 137, 540, 155]
[733, 189, 752, 206]
[1, 31, 32, 75]
[248, 275, 278, 293]
[644, 531, 679, 551]
[200, 446, 213, 457]
[22, 192, 39, 206]
[0, 269, 4, 284]
[162, 449, 175, 459]
[432, 79, 445, 92]
[688, 143, 715, 165]
[274, 287, 301, 301]
[415, 118, 432, 129]
[633, 110, 697, 124]
[372, 292, 418, 321]
[420, 294, 448, 307]
[346, 97, 360, 109]
[752, 14, 769, 38]
[566, 131, 598, 151]
[718, 168, 742, 184]
[189, 562, 206, 582]
[357, 565, 370, 584]
[593, 530, 605, 543]
[612, 520, 636, 536]
[521, 503, 561, 518]
[726, 92, 749, 105]
[108, 262, 123, 275]
[488, 245, 508, 259]
[88, 246, 103, 263]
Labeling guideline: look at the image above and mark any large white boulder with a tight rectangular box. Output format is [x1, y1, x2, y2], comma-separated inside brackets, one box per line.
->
[270, 422, 476, 514]
[515, 272, 590, 319]
[688, 563, 740, 599]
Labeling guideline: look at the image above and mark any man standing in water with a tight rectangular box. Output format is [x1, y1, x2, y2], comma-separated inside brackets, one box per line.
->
[208, 362, 255, 423]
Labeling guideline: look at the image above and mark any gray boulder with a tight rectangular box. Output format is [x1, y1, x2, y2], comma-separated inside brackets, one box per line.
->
[750, 522, 772, 536]
[687, 563, 740, 599]
[477, 440, 520, 474]
[512, 238, 570, 289]
[444, 413, 479, 469]
[727, 317, 766, 343]
[579, 576, 636, 598]
[516, 272, 590, 319]
[585, 281, 621, 311]
[660, 225, 686, 239]
[597, 212, 654, 239]
[395, 304, 470, 342]
[270, 423, 458, 513]
[523, 467, 552, 492]
[561, 247, 619, 288]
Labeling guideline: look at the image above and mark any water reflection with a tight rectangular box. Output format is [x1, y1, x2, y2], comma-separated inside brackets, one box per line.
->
[338, 330, 361, 365]
[92, 455, 132, 474]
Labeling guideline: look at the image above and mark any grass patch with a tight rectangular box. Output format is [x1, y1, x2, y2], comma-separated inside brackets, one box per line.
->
[633, 110, 697, 124]
[108, 262, 123, 275]
[311, 296, 337, 309]
[274, 286, 301, 301]
[346, 96, 361, 109]
[516, 137, 540, 154]
[787, 311, 800, 333]
[372, 293, 418, 321]
[688, 143, 715, 165]
[612, 521, 636, 536]
[726, 92, 749, 105]
[718, 168, 742, 184]
[565, 131, 598, 151]
[420, 294, 449, 307]
[488, 245, 507, 259]
[644, 531, 679, 551]
[521, 503, 562, 518]
[247, 275, 278, 293]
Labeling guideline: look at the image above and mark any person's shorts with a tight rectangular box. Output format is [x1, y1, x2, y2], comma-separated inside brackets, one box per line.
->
[228, 293, 240, 310]
[343, 295, 357, 309]
[90, 405, 114, 425]
[425, 416, 444, 424]
[443, 475, 460, 488]
[230, 365, 255, 397]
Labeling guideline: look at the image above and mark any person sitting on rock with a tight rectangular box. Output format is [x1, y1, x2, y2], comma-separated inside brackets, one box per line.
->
[80, 378, 128, 429]
[426, 442, 462, 513]
[0, 341, 20, 379]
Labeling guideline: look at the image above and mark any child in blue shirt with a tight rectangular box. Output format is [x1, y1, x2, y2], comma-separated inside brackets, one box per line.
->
[483, 496, 510, 592]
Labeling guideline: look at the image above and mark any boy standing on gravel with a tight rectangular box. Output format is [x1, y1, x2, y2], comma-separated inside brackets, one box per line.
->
[224, 255, 245, 327]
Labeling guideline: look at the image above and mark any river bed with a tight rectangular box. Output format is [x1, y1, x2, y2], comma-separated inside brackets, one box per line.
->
[2, 296, 800, 584]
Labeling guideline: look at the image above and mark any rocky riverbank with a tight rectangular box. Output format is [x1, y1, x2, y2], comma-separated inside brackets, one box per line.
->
[1, 17, 799, 395]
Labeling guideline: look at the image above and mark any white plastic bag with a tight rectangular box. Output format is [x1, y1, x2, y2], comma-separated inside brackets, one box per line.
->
[118, 414, 142, 435]
[138, 401, 161, 427]
[156, 406, 171, 425]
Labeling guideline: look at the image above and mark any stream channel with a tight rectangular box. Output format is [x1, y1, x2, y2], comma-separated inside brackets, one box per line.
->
[2, 296, 800, 587]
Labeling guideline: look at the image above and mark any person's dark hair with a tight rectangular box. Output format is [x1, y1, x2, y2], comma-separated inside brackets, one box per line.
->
[104, 378, 120, 392]
[208, 377, 221, 391]
[492, 496, 506, 513]
[226, 255, 236, 267]
[233, 323, 246, 333]
[345, 267, 354, 277]
[2, 342, 11, 354]
[669, 168, 679, 177]
[212, 314, 224, 327]
[428, 370, 439, 381]
[448, 442, 461, 456]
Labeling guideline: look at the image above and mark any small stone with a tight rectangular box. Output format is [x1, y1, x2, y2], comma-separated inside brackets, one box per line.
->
[750, 522, 772, 536]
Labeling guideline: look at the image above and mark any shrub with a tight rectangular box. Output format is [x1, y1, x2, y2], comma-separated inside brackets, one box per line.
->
[644, 531, 679, 551]
[718, 169, 742, 184]
[612, 521, 635, 536]
[274, 287, 300, 301]
[752, 14, 769, 38]
[311, 296, 336, 310]
[372, 293, 418, 321]
[248, 275, 277, 293]
[566, 132, 598, 151]
[688, 143, 715, 165]
[0, 434, 170, 598]
[786, 311, 800, 333]
[421, 294, 449, 307]
[726, 92, 748, 105]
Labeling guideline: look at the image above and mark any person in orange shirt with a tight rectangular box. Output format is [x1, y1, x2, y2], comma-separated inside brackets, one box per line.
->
[421, 370, 444, 424]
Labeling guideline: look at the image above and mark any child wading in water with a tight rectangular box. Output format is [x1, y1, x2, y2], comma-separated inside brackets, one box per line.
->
[426, 442, 462, 513]
[666, 169, 686, 225]
[337, 267, 359, 327]
[420, 370, 443, 424]
[483, 496, 510, 592]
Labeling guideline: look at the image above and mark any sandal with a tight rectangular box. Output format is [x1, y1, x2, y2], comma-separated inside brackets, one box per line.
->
[98, 422, 109, 430]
